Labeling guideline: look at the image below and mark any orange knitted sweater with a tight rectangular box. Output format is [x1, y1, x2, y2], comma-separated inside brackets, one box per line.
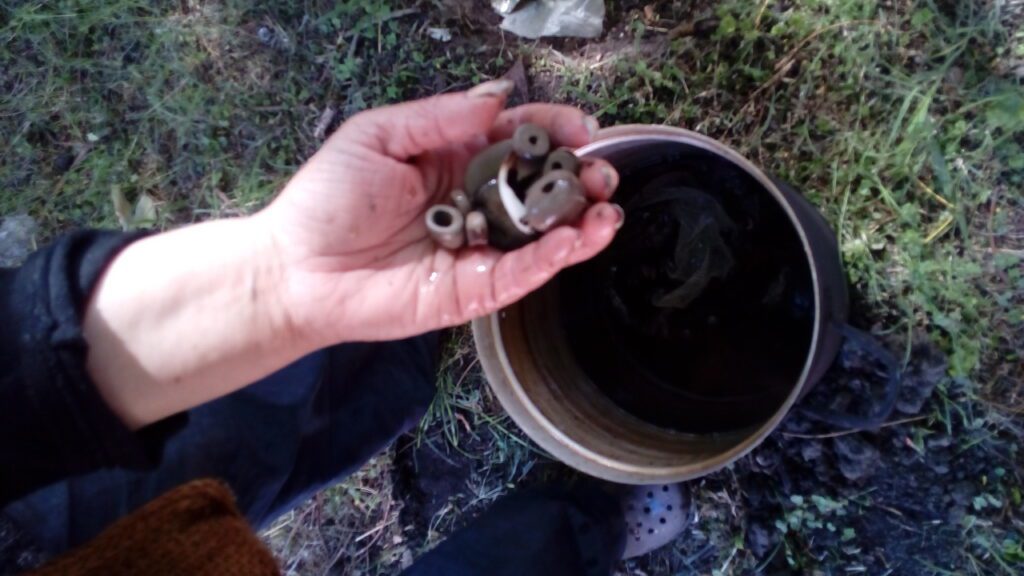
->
[29, 479, 279, 576]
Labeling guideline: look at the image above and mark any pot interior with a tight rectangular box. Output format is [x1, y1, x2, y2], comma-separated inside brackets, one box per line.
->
[491, 135, 818, 477]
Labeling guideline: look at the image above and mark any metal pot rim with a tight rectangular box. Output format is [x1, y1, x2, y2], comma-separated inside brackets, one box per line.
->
[473, 125, 825, 483]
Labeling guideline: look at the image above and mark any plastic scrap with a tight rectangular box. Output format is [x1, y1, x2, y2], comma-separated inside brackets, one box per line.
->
[498, 0, 605, 39]
[491, 0, 524, 15]
[427, 27, 452, 42]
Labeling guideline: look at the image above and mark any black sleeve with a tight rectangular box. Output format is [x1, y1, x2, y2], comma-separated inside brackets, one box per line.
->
[0, 230, 185, 507]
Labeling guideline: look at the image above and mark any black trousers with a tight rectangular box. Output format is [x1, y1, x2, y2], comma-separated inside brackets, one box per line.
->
[3, 335, 624, 575]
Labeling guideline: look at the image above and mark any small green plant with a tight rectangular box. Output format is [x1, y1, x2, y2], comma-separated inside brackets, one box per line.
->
[776, 494, 850, 534]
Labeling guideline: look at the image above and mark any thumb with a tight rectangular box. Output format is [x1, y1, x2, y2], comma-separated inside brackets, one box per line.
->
[346, 79, 514, 159]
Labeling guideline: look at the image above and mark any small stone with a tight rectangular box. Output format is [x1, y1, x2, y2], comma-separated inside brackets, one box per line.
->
[896, 343, 947, 415]
[745, 520, 776, 558]
[925, 435, 953, 450]
[427, 27, 452, 42]
[0, 215, 39, 268]
[400, 549, 413, 569]
[800, 440, 824, 462]
[832, 435, 880, 481]
[53, 151, 75, 174]
[752, 446, 780, 472]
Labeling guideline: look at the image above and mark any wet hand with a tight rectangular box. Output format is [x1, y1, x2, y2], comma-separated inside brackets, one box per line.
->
[260, 81, 621, 343]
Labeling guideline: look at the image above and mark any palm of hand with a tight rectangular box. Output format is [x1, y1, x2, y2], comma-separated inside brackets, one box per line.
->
[264, 86, 621, 344]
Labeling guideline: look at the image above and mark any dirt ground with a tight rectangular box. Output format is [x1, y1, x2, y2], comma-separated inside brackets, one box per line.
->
[325, 331, 1016, 576]
[1, 0, 1021, 574]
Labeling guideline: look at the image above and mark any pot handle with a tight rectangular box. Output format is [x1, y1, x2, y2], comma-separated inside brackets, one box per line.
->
[798, 324, 902, 431]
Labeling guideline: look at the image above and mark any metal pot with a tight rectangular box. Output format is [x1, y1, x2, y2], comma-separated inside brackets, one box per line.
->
[472, 125, 850, 484]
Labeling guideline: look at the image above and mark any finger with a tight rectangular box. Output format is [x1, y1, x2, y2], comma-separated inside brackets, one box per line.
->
[487, 202, 623, 310]
[561, 202, 622, 267]
[488, 228, 580, 310]
[578, 158, 620, 202]
[444, 230, 575, 324]
[442, 201, 622, 324]
[488, 104, 600, 148]
[448, 247, 505, 320]
[344, 79, 514, 159]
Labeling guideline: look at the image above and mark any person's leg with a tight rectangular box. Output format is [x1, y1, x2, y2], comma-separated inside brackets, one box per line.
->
[402, 482, 626, 576]
[2, 334, 438, 554]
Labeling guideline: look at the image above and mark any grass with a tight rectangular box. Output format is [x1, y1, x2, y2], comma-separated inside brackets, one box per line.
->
[0, 0, 499, 231]
[1, 0, 1021, 574]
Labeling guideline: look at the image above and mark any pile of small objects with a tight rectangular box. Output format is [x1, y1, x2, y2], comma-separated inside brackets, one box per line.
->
[425, 123, 589, 251]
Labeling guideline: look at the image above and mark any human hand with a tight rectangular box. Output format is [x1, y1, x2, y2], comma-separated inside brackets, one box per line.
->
[260, 80, 621, 344]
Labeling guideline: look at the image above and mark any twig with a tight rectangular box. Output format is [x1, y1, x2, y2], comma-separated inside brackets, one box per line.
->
[780, 415, 929, 439]
[754, 0, 771, 29]
[454, 411, 473, 434]
[283, 503, 317, 556]
[343, 9, 417, 60]
[924, 213, 954, 244]
[453, 356, 480, 391]
[875, 503, 906, 518]
[352, 513, 397, 546]
[667, 20, 695, 39]
[667, 17, 718, 40]
[915, 179, 953, 208]
[313, 105, 337, 140]
[380, 8, 418, 22]
[321, 531, 355, 576]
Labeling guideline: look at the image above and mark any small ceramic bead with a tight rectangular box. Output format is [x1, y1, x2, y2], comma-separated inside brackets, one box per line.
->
[522, 170, 588, 232]
[450, 189, 472, 214]
[465, 211, 489, 247]
[512, 123, 550, 160]
[464, 140, 513, 198]
[428, 129, 588, 251]
[543, 148, 581, 175]
[425, 205, 465, 250]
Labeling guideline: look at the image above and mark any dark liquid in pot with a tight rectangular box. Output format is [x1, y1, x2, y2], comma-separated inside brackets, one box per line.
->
[558, 147, 815, 434]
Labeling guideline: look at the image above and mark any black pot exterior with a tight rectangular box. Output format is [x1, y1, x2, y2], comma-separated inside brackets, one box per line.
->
[773, 181, 849, 390]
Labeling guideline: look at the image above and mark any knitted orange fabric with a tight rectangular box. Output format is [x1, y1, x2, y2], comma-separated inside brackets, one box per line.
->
[29, 479, 280, 576]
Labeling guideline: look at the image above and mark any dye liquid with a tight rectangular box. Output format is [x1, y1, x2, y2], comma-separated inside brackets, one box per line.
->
[559, 147, 814, 434]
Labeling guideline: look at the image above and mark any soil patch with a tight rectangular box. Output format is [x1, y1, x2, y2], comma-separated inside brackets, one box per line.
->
[636, 339, 1020, 575]
[392, 434, 481, 535]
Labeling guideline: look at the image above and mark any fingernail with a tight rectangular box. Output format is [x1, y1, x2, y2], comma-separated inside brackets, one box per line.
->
[601, 164, 619, 193]
[583, 115, 600, 141]
[468, 78, 514, 99]
[610, 203, 625, 230]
